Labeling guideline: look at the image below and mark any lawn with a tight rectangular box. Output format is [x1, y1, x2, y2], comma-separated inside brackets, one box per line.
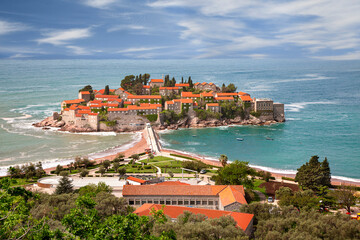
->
[9, 178, 37, 187]
[253, 179, 267, 195]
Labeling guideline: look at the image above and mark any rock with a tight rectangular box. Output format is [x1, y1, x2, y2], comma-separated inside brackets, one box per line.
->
[42, 127, 50, 130]
[55, 120, 65, 127]
[189, 117, 200, 126]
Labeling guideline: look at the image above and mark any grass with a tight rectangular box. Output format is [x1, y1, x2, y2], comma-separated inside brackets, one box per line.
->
[253, 179, 267, 195]
[9, 178, 37, 187]
[140, 156, 174, 163]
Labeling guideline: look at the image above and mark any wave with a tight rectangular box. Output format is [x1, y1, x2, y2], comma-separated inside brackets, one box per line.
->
[2, 114, 33, 123]
[271, 73, 333, 84]
[10, 102, 59, 112]
[285, 101, 337, 112]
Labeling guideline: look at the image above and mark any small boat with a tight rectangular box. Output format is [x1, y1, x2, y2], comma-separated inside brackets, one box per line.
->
[192, 135, 197, 137]
[236, 138, 244, 141]
[266, 137, 274, 141]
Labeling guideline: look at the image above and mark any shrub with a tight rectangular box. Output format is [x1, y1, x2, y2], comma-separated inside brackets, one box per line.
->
[250, 111, 261, 118]
[146, 114, 158, 122]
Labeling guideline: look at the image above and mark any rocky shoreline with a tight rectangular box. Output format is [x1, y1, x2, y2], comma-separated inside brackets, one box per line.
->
[33, 114, 284, 133]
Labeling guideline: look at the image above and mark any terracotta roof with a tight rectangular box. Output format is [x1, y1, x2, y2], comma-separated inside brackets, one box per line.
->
[95, 95, 119, 99]
[143, 85, 151, 89]
[173, 99, 182, 102]
[180, 99, 193, 104]
[127, 95, 161, 99]
[240, 95, 252, 101]
[109, 99, 123, 103]
[218, 186, 247, 206]
[63, 108, 70, 111]
[90, 104, 102, 108]
[194, 82, 200, 86]
[159, 87, 179, 90]
[140, 103, 161, 107]
[238, 92, 249, 96]
[108, 108, 129, 112]
[124, 101, 132, 105]
[209, 82, 214, 85]
[216, 93, 238, 96]
[207, 103, 219, 107]
[181, 92, 200, 98]
[127, 105, 160, 110]
[175, 83, 190, 87]
[127, 176, 147, 184]
[202, 82, 208, 85]
[69, 104, 78, 110]
[97, 89, 115, 94]
[75, 114, 82, 117]
[80, 91, 90, 94]
[150, 79, 164, 83]
[155, 181, 190, 186]
[88, 112, 98, 116]
[134, 204, 254, 231]
[200, 92, 214, 97]
[166, 100, 174, 105]
[63, 99, 84, 104]
[215, 97, 234, 101]
[78, 105, 90, 110]
[89, 100, 102, 104]
[78, 110, 91, 114]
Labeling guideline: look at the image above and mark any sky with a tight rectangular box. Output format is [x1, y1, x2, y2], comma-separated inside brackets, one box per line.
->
[0, 0, 359, 60]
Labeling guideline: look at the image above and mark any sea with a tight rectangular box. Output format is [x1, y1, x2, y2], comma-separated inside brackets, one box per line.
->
[0, 59, 359, 181]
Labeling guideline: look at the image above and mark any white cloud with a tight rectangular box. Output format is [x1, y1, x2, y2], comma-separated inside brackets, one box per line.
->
[117, 46, 166, 53]
[313, 51, 360, 61]
[37, 28, 92, 45]
[107, 24, 146, 32]
[0, 20, 28, 35]
[9, 53, 31, 59]
[66, 45, 91, 55]
[82, 0, 117, 9]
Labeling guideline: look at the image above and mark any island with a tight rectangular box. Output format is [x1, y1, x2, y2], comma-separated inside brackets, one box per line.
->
[34, 74, 285, 132]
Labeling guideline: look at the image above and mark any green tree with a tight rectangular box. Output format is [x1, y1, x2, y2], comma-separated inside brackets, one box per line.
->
[219, 154, 228, 167]
[118, 167, 127, 178]
[55, 175, 73, 194]
[114, 153, 125, 162]
[55, 164, 64, 176]
[295, 156, 332, 191]
[78, 182, 113, 196]
[79, 85, 93, 93]
[99, 166, 106, 176]
[130, 154, 140, 161]
[120, 75, 135, 90]
[80, 168, 89, 178]
[333, 185, 357, 213]
[212, 160, 255, 188]
[133, 82, 144, 95]
[113, 162, 120, 173]
[103, 160, 111, 170]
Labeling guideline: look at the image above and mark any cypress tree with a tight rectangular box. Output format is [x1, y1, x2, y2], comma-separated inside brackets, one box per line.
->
[104, 85, 110, 95]
[181, 77, 184, 83]
[321, 157, 331, 187]
[55, 175, 74, 194]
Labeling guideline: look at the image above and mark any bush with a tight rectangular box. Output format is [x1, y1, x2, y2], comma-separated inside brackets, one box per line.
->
[146, 114, 158, 122]
[250, 111, 261, 118]
[282, 176, 295, 181]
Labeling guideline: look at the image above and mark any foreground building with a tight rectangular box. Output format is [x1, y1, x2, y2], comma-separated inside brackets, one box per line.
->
[134, 204, 254, 235]
[122, 185, 247, 211]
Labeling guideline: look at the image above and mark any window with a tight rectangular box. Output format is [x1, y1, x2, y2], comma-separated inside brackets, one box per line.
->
[196, 200, 201, 205]
[215, 201, 218, 206]
[208, 200, 214, 205]
[178, 200, 183, 205]
[135, 200, 140, 205]
[172, 200, 177, 205]
[202, 200, 207, 205]
[184, 200, 189, 205]
[147, 199, 153, 203]
[160, 200, 165, 204]
[141, 200, 146, 205]
[166, 199, 171, 205]
[190, 200, 195, 205]
[129, 200, 134, 205]
[154, 199, 159, 204]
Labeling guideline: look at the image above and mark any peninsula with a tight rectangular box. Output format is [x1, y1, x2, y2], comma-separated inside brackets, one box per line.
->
[34, 74, 285, 132]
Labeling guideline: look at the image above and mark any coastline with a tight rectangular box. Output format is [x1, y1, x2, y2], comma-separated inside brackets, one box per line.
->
[160, 146, 360, 187]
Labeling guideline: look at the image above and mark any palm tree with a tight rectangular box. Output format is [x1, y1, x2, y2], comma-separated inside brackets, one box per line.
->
[219, 154, 228, 167]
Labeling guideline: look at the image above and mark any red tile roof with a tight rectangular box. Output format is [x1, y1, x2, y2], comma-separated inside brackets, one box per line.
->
[78, 110, 92, 114]
[89, 100, 102, 104]
[69, 104, 78, 110]
[63, 108, 70, 111]
[194, 82, 200, 86]
[143, 85, 151, 89]
[150, 79, 164, 83]
[159, 87, 179, 90]
[216, 93, 238, 96]
[80, 91, 90, 94]
[238, 92, 249, 96]
[63, 99, 85, 104]
[155, 181, 190, 186]
[207, 103, 219, 107]
[127, 105, 160, 110]
[200, 92, 214, 97]
[75, 114, 82, 117]
[134, 204, 254, 231]
[240, 95, 252, 101]
[140, 103, 161, 107]
[181, 92, 200, 98]
[175, 83, 190, 87]
[78, 105, 90, 110]
[97, 89, 116, 94]
[88, 112, 98, 116]
[108, 108, 129, 112]
[180, 99, 193, 104]
[166, 100, 174, 105]
[127, 95, 161, 99]
[215, 97, 234, 101]
[124, 101, 132, 105]
[109, 99, 123, 103]
[127, 176, 147, 184]
[95, 95, 119, 99]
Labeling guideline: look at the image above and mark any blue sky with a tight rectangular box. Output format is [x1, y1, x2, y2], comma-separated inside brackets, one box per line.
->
[0, 0, 359, 60]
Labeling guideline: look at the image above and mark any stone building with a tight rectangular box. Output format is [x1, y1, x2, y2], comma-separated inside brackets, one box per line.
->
[159, 87, 179, 96]
[127, 95, 162, 104]
[142, 85, 151, 95]
[78, 91, 91, 102]
[206, 103, 221, 113]
[194, 82, 218, 91]
[122, 184, 247, 211]
[149, 79, 164, 88]
[175, 83, 189, 88]
[200, 92, 215, 103]
[181, 92, 200, 102]
[273, 103, 285, 122]
[165, 99, 182, 113]
[61, 99, 85, 110]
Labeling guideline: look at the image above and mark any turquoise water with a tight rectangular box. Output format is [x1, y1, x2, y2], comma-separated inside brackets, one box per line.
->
[0, 59, 359, 180]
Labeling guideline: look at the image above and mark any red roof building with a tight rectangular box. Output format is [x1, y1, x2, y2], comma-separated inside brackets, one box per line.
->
[127, 176, 147, 185]
[175, 83, 190, 87]
[134, 204, 254, 235]
[123, 185, 247, 211]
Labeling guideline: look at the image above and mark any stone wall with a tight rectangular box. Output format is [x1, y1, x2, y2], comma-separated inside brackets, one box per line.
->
[273, 103, 285, 122]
